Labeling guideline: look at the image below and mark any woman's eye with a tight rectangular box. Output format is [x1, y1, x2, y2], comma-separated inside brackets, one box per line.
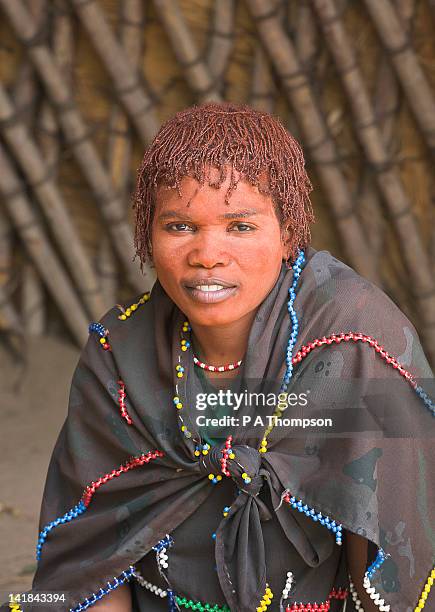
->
[166, 223, 193, 232]
[230, 223, 255, 232]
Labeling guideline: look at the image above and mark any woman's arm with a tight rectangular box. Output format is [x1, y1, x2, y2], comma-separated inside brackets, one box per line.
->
[346, 531, 383, 612]
[90, 583, 132, 611]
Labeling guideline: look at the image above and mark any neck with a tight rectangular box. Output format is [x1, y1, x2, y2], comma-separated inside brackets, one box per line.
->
[190, 309, 257, 366]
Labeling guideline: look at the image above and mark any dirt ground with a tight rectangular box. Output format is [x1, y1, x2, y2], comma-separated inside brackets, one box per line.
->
[0, 335, 79, 593]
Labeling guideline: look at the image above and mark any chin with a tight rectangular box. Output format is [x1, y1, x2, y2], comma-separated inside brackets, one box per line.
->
[183, 305, 244, 328]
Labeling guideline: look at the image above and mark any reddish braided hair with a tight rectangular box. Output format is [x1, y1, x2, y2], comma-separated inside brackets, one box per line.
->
[133, 102, 315, 270]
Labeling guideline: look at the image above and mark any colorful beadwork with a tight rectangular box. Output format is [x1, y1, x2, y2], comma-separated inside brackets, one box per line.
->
[88, 322, 111, 351]
[258, 249, 306, 453]
[282, 491, 343, 546]
[220, 435, 235, 476]
[153, 534, 174, 571]
[132, 567, 231, 611]
[36, 501, 86, 561]
[193, 353, 243, 372]
[349, 576, 364, 610]
[415, 567, 435, 611]
[36, 450, 163, 560]
[280, 571, 294, 608]
[117, 379, 132, 425]
[293, 332, 434, 416]
[361, 548, 390, 611]
[117, 292, 150, 320]
[257, 583, 273, 611]
[285, 586, 348, 611]
[69, 565, 135, 612]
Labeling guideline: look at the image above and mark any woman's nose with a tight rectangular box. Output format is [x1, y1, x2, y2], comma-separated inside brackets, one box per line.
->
[187, 230, 231, 268]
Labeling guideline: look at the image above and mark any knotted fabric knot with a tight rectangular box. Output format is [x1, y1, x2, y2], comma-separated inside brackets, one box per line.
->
[198, 443, 266, 498]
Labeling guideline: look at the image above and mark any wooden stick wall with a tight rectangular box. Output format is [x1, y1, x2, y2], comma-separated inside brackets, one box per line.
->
[0, 0, 434, 366]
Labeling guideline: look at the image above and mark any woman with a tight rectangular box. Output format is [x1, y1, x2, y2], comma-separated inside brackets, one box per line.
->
[29, 103, 433, 612]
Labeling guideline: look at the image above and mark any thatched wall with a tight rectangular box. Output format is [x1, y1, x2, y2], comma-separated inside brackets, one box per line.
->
[0, 0, 434, 365]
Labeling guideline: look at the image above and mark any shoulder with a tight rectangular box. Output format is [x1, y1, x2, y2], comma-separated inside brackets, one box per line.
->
[299, 249, 431, 376]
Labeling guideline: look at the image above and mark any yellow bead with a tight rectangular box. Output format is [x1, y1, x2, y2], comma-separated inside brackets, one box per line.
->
[100, 338, 106, 344]
[431, 570, 435, 578]
[419, 600, 425, 607]
[176, 402, 183, 408]
[131, 303, 137, 311]
[259, 447, 267, 453]
[181, 426, 187, 431]
[241, 472, 248, 479]
[202, 450, 209, 455]
[422, 592, 427, 600]
[216, 475, 222, 480]
[126, 308, 131, 316]
[194, 451, 200, 456]
[260, 439, 267, 446]
[425, 585, 431, 592]
[177, 372, 183, 378]
[223, 512, 228, 517]
[428, 577, 433, 585]
[181, 346, 188, 351]
[119, 314, 127, 320]
[208, 474, 215, 480]
[229, 453, 235, 459]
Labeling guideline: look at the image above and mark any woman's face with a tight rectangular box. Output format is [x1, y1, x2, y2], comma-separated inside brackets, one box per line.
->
[150, 168, 289, 328]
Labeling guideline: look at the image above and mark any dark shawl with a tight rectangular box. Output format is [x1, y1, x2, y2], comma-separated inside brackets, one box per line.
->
[10, 247, 434, 611]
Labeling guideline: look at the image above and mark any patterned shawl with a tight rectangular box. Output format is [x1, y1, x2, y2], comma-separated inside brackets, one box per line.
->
[14, 246, 434, 611]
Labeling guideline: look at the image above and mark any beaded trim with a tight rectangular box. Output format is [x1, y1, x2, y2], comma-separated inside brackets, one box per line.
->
[348, 577, 364, 611]
[362, 548, 390, 611]
[88, 322, 111, 351]
[69, 565, 135, 612]
[117, 291, 150, 320]
[415, 567, 435, 610]
[293, 332, 434, 416]
[132, 566, 232, 611]
[282, 491, 343, 545]
[284, 586, 348, 611]
[117, 379, 133, 425]
[36, 450, 164, 560]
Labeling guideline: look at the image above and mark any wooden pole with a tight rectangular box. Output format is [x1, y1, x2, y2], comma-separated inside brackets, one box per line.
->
[152, 0, 222, 102]
[0, 0, 151, 293]
[312, 0, 435, 363]
[0, 280, 22, 332]
[250, 46, 276, 113]
[245, 0, 380, 284]
[0, 83, 106, 321]
[22, 263, 45, 335]
[363, 0, 435, 156]
[14, 0, 48, 335]
[0, 145, 88, 346]
[206, 0, 235, 87]
[356, 0, 416, 295]
[69, 0, 159, 144]
[0, 209, 17, 332]
[100, 0, 145, 308]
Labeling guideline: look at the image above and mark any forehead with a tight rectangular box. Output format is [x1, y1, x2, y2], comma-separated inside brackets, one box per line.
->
[155, 167, 274, 216]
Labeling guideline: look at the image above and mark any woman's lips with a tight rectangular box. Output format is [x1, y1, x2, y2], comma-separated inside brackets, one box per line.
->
[183, 285, 238, 304]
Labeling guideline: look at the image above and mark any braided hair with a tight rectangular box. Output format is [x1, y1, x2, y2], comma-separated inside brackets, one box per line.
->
[133, 102, 315, 270]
